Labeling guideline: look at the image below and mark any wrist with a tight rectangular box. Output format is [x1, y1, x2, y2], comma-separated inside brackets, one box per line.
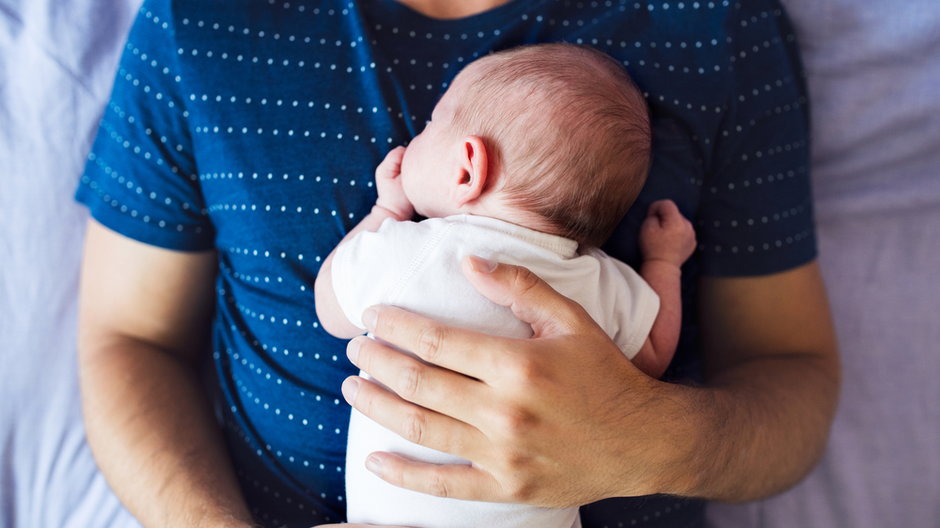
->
[623, 381, 711, 498]
[197, 514, 259, 528]
[641, 258, 683, 274]
[596, 378, 710, 500]
[371, 203, 410, 222]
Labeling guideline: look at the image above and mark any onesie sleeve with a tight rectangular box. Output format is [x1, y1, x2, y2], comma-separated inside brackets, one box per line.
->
[585, 249, 660, 360]
[696, 3, 816, 277]
[75, 0, 213, 251]
[609, 259, 661, 359]
[331, 218, 432, 330]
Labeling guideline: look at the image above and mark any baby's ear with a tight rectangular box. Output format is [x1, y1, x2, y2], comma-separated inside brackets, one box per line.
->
[453, 135, 489, 207]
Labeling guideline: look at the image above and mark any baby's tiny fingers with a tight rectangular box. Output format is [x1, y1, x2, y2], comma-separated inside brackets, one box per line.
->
[649, 199, 678, 217]
[388, 145, 406, 161]
[640, 214, 663, 231]
[376, 146, 406, 178]
[382, 146, 406, 164]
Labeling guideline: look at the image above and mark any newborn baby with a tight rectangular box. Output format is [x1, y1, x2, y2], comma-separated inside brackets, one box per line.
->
[314, 42, 696, 528]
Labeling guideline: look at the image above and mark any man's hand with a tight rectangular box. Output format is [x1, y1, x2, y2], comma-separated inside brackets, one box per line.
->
[639, 199, 696, 266]
[374, 146, 414, 220]
[340, 256, 839, 506]
[340, 256, 697, 507]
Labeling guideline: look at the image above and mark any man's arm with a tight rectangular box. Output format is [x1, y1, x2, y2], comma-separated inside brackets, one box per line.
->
[78, 220, 255, 528]
[335, 257, 839, 505]
[689, 261, 840, 499]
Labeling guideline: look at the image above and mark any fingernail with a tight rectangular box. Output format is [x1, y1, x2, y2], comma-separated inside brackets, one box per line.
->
[346, 338, 361, 363]
[362, 307, 378, 330]
[365, 454, 384, 475]
[468, 255, 497, 273]
[341, 377, 360, 404]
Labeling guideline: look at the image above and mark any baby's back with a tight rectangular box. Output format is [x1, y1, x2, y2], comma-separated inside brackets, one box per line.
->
[337, 214, 657, 528]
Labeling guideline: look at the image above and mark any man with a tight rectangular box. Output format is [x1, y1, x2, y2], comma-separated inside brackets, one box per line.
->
[77, 0, 839, 526]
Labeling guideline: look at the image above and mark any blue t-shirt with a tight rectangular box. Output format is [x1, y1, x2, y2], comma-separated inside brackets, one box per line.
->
[76, 0, 815, 526]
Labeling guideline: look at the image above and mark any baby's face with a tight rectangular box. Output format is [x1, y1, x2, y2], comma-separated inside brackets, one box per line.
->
[399, 65, 477, 218]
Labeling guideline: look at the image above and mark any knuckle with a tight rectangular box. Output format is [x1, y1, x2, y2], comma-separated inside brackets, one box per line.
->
[416, 324, 445, 362]
[426, 473, 450, 498]
[402, 409, 427, 445]
[502, 473, 536, 503]
[493, 405, 534, 435]
[513, 266, 542, 296]
[505, 353, 541, 383]
[397, 362, 423, 399]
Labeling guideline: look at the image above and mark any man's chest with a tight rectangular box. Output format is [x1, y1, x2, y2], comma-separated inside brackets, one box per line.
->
[170, 0, 716, 264]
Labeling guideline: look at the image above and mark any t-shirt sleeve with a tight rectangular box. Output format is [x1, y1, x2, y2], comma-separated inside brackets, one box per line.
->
[331, 219, 431, 330]
[697, 3, 816, 277]
[75, 0, 213, 251]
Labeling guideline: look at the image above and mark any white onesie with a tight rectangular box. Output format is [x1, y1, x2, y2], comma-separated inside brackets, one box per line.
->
[332, 214, 659, 528]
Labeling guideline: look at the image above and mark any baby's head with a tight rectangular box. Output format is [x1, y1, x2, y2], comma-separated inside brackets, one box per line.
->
[399, 43, 651, 247]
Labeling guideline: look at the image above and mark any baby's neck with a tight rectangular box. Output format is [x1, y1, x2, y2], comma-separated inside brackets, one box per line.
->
[453, 196, 564, 239]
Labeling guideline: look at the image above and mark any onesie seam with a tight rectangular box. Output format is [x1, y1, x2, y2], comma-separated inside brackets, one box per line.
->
[386, 222, 455, 306]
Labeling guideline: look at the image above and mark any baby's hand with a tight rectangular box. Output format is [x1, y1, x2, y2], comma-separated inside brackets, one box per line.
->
[374, 146, 414, 220]
[639, 199, 696, 267]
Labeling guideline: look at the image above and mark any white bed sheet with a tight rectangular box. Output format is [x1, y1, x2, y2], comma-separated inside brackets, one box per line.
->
[1, 1, 142, 526]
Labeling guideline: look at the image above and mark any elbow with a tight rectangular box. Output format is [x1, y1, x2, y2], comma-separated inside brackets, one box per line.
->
[312, 277, 335, 335]
[632, 338, 674, 379]
[313, 277, 363, 340]
[319, 317, 365, 341]
[645, 351, 672, 380]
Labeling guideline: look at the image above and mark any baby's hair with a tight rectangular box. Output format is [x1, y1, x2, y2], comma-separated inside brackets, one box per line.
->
[450, 43, 651, 247]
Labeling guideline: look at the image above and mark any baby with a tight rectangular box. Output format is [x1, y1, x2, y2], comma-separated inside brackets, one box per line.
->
[314, 43, 695, 528]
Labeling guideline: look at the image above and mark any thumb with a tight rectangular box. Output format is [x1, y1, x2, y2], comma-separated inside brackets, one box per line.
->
[461, 255, 584, 337]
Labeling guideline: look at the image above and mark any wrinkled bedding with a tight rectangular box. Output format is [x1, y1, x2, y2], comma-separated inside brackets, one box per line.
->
[0, 1, 141, 527]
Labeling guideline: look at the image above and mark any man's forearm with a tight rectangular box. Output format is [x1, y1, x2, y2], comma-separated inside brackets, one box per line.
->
[333, 259, 838, 509]
[659, 351, 839, 501]
[80, 337, 255, 528]
[655, 263, 840, 501]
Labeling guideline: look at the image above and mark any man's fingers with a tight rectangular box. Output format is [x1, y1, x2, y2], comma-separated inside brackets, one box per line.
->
[361, 306, 508, 380]
[347, 336, 491, 425]
[366, 453, 502, 503]
[461, 256, 587, 338]
[342, 374, 486, 459]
